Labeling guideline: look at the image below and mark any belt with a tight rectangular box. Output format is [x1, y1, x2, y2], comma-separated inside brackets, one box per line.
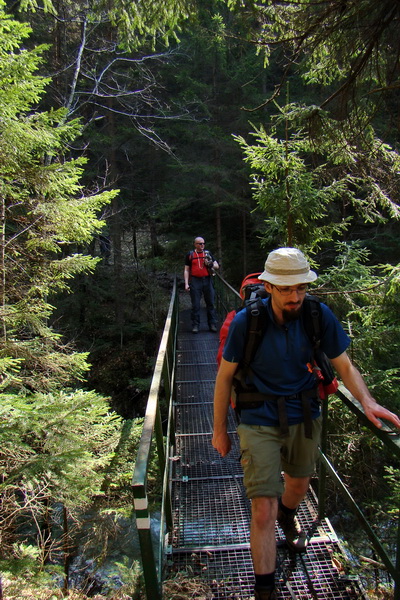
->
[192, 275, 210, 279]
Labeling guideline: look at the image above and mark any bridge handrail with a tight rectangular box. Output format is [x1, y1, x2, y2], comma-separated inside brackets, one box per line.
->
[132, 277, 179, 600]
[215, 274, 400, 599]
[214, 271, 242, 315]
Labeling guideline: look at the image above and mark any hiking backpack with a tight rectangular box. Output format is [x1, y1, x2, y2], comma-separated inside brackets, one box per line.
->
[216, 273, 267, 366]
[217, 274, 338, 409]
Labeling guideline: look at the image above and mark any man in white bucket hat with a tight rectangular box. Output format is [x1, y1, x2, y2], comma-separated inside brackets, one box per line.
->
[212, 247, 400, 600]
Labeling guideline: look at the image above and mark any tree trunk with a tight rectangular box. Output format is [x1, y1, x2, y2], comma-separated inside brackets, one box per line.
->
[62, 505, 70, 594]
[132, 225, 138, 261]
[242, 208, 247, 277]
[149, 218, 159, 258]
[216, 205, 223, 274]
[0, 196, 6, 340]
[107, 104, 124, 346]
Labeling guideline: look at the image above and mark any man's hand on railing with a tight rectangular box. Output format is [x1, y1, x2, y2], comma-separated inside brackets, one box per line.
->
[361, 397, 400, 431]
[331, 352, 400, 431]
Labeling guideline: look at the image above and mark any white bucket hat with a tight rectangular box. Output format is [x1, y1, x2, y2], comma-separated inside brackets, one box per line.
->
[258, 247, 317, 285]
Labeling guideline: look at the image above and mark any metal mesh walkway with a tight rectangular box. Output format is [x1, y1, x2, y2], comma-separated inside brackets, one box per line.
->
[167, 305, 366, 599]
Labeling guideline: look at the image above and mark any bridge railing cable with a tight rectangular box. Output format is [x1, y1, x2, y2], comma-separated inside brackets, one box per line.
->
[214, 274, 400, 599]
[214, 271, 242, 315]
[132, 277, 179, 600]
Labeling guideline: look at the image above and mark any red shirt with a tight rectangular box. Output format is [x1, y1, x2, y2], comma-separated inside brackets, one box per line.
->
[188, 251, 210, 277]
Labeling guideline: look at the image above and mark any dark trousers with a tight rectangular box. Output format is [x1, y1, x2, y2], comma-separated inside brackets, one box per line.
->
[190, 276, 217, 327]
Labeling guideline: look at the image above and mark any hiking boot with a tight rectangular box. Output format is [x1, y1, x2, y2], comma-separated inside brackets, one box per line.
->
[254, 585, 276, 600]
[209, 324, 217, 332]
[277, 508, 308, 552]
[192, 325, 199, 333]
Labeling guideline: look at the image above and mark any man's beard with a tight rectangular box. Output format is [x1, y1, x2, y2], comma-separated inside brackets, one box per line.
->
[282, 306, 302, 322]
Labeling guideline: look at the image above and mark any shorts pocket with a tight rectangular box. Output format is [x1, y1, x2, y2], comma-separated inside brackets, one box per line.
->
[239, 447, 252, 469]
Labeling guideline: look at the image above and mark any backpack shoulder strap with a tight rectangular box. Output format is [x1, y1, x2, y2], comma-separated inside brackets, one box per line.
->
[302, 295, 337, 391]
[242, 297, 269, 369]
[302, 294, 322, 349]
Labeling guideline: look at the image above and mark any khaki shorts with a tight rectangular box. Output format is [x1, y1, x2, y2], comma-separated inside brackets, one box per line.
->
[237, 417, 322, 498]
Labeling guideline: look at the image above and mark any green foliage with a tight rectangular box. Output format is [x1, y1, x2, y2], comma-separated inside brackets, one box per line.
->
[101, 419, 144, 496]
[234, 120, 349, 252]
[0, 356, 23, 389]
[314, 242, 400, 409]
[0, 542, 64, 585]
[234, 96, 400, 257]
[0, 390, 122, 505]
[129, 376, 152, 393]
[17, 0, 196, 51]
[0, 9, 50, 111]
[226, 0, 400, 112]
[316, 242, 378, 315]
[18, 0, 56, 14]
[384, 466, 400, 518]
[106, 0, 195, 50]
[1, 563, 140, 600]
[0, 388, 123, 580]
[0, 8, 131, 592]
[0, 3, 119, 394]
[324, 392, 399, 585]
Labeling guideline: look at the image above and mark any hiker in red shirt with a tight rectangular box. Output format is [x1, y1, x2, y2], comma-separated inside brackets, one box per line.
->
[184, 236, 219, 333]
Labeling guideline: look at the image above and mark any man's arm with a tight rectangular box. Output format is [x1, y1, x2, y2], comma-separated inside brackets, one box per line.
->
[212, 357, 238, 456]
[184, 265, 190, 291]
[331, 351, 400, 429]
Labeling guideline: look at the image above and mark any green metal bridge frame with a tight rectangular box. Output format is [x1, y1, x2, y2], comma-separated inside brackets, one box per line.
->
[132, 274, 400, 599]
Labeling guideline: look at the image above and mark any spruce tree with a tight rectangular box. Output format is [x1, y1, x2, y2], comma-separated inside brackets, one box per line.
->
[0, 3, 122, 588]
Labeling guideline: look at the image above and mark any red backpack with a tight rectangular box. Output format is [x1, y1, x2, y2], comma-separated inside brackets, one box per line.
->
[216, 273, 267, 367]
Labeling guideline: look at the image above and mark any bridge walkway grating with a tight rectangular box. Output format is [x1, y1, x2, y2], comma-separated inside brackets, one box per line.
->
[166, 305, 367, 600]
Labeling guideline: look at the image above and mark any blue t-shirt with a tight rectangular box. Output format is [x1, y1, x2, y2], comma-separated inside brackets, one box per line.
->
[223, 298, 350, 426]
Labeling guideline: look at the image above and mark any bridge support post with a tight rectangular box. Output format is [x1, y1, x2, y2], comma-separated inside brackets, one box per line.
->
[138, 528, 162, 600]
[134, 492, 162, 600]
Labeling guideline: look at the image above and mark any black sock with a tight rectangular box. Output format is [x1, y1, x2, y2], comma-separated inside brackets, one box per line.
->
[278, 497, 296, 515]
[255, 572, 275, 588]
